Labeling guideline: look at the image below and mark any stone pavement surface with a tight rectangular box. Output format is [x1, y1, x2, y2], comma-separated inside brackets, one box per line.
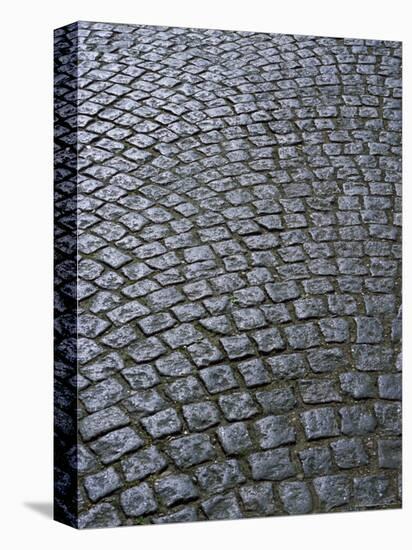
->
[54, 21, 402, 528]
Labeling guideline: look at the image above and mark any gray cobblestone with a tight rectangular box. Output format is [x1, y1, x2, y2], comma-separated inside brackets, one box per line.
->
[90, 427, 144, 464]
[239, 482, 277, 515]
[249, 448, 296, 480]
[122, 446, 167, 482]
[219, 392, 259, 421]
[313, 475, 351, 510]
[254, 415, 296, 449]
[279, 481, 313, 514]
[166, 434, 216, 468]
[299, 447, 334, 477]
[141, 408, 182, 438]
[300, 408, 340, 440]
[55, 21, 401, 527]
[330, 438, 369, 469]
[201, 492, 243, 520]
[196, 460, 245, 493]
[155, 474, 198, 507]
[84, 467, 122, 502]
[120, 483, 158, 517]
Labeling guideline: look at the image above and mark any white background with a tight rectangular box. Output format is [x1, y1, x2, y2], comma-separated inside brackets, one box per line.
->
[0, 0, 409, 548]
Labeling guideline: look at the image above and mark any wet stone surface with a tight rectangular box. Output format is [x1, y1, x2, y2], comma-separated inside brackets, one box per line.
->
[55, 21, 402, 528]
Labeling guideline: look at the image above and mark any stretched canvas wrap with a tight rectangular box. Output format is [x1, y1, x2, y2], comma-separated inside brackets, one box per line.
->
[54, 21, 402, 529]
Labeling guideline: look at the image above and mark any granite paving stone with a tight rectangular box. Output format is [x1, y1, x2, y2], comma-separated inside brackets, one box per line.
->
[55, 21, 402, 528]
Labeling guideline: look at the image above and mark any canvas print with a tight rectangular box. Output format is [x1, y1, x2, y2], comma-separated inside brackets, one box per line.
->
[54, 21, 402, 529]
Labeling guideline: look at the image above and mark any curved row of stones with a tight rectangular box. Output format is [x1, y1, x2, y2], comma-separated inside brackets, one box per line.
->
[55, 21, 401, 528]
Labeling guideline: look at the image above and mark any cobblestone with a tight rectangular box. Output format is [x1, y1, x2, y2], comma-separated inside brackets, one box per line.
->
[55, 21, 402, 528]
[122, 446, 167, 482]
[196, 460, 245, 493]
[299, 447, 334, 477]
[90, 427, 144, 464]
[155, 474, 198, 507]
[330, 438, 369, 469]
[254, 415, 296, 449]
[217, 422, 253, 455]
[84, 467, 122, 502]
[300, 408, 340, 440]
[120, 483, 158, 517]
[249, 448, 296, 480]
[279, 481, 313, 514]
[239, 482, 277, 515]
[166, 434, 216, 468]
[313, 475, 351, 511]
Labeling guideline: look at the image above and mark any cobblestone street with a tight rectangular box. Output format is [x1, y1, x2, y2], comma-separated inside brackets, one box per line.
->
[54, 21, 402, 528]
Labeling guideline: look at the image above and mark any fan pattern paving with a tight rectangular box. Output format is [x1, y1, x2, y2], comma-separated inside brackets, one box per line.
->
[54, 21, 402, 528]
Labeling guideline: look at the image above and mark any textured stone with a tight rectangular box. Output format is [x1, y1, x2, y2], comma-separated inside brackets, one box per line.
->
[219, 392, 259, 420]
[352, 345, 393, 371]
[182, 402, 221, 431]
[155, 474, 198, 506]
[353, 475, 395, 507]
[378, 439, 402, 469]
[307, 348, 349, 373]
[122, 446, 168, 482]
[252, 327, 285, 352]
[121, 364, 159, 390]
[299, 379, 342, 404]
[84, 466, 122, 502]
[80, 377, 127, 412]
[78, 503, 121, 529]
[187, 339, 224, 367]
[299, 447, 334, 477]
[378, 374, 402, 400]
[200, 364, 238, 394]
[164, 376, 205, 403]
[201, 493, 243, 520]
[90, 427, 144, 464]
[356, 316, 384, 344]
[128, 337, 166, 363]
[254, 415, 296, 449]
[374, 402, 401, 434]
[162, 323, 203, 349]
[265, 281, 300, 302]
[330, 438, 369, 469]
[79, 406, 129, 442]
[237, 358, 271, 387]
[107, 301, 149, 325]
[166, 434, 216, 468]
[279, 481, 313, 514]
[240, 482, 277, 515]
[340, 405, 377, 436]
[217, 422, 253, 455]
[319, 318, 349, 343]
[255, 387, 296, 414]
[284, 323, 321, 349]
[340, 372, 377, 399]
[249, 448, 296, 480]
[300, 407, 340, 440]
[120, 483, 158, 517]
[155, 352, 193, 376]
[55, 23, 402, 527]
[196, 460, 245, 493]
[80, 352, 124, 382]
[123, 389, 166, 415]
[152, 507, 198, 524]
[267, 353, 307, 379]
[141, 408, 182, 439]
[232, 308, 266, 330]
[138, 313, 176, 335]
[220, 335, 254, 359]
[313, 475, 351, 510]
